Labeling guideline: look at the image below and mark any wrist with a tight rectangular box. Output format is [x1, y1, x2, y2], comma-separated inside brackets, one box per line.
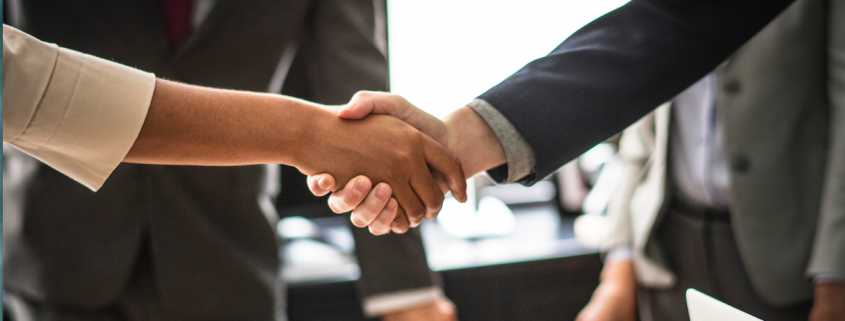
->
[601, 260, 636, 289]
[815, 282, 845, 298]
[443, 106, 507, 177]
[283, 101, 337, 170]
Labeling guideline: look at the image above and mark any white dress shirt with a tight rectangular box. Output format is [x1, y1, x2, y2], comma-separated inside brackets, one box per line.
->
[669, 71, 732, 209]
[2, 25, 155, 191]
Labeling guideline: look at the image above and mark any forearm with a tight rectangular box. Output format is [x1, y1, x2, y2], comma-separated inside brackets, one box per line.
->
[600, 259, 636, 292]
[810, 282, 845, 321]
[126, 79, 325, 167]
[130, 82, 465, 224]
[576, 259, 637, 321]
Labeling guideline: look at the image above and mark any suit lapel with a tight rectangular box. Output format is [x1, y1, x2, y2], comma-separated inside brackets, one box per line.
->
[138, 0, 173, 66]
[163, 0, 311, 69]
[165, 0, 233, 65]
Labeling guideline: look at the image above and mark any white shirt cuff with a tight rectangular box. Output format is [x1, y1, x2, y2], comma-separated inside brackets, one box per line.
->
[604, 246, 634, 265]
[361, 286, 444, 317]
[814, 274, 845, 284]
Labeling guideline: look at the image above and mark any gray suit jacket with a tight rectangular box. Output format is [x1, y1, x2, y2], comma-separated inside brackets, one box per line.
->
[605, 0, 845, 306]
[3, 0, 435, 318]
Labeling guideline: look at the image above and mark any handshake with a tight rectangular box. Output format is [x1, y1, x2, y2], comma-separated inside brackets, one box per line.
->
[298, 91, 508, 235]
[124, 80, 512, 236]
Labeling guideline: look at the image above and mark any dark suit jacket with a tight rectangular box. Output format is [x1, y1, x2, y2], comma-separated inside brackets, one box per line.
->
[3, 1, 435, 319]
[478, 0, 798, 185]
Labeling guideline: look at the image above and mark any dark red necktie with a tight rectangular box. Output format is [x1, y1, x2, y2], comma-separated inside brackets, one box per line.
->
[160, 0, 195, 48]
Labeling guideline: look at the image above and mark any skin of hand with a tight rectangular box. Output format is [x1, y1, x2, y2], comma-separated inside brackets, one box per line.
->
[381, 297, 458, 321]
[307, 91, 506, 232]
[127, 80, 466, 231]
[809, 282, 845, 321]
[309, 174, 402, 235]
[575, 260, 638, 321]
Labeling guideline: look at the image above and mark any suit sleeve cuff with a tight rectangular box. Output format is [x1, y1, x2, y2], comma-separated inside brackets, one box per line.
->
[467, 98, 536, 184]
[361, 286, 444, 317]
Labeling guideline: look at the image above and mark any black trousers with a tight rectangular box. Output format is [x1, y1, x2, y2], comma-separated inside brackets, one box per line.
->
[638, 198, 812, 321]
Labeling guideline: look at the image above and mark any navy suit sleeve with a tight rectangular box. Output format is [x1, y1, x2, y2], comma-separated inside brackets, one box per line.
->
[478, 0, 795, 185]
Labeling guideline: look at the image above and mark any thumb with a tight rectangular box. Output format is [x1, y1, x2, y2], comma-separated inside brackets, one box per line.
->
[339, 91, 381, 119]
[307, 173, 336, 196]
[338, 100, 375, 120]
[340, 91, 413, 120]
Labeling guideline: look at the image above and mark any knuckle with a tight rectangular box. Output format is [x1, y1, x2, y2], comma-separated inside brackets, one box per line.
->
[342, 192, 359, 208]
[428, 194, 444, 211]
[426, 205, 442, 220]
[328, 200, 344, 214]
[408, 217, 422, 227]
[391, 225, 409, 234]
[450, 156, 463, 173]
[392, 211, 408, 227]
[352, 207, 376, 222]
[414, 207, 428, 224]
[409, 202, 426, 219]
[353, 91, 372, 100]
[371, 222, 391, 235]
[373, 224, 391, 235]
[350, 214, 369, 228]
[395, 149, 414, 163]
[368, 225, 383, 235]
[381, 172, 400, 187]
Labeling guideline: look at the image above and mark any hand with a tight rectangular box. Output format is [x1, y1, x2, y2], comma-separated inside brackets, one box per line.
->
[809, 283, 845, 321]
[575, 260, 637, 321]
[382, 297, 458, 321]
[340, 92, 506, 177]
[308, 92, 506, 233]
[339, 92, 455, 151]
[309, 174, 401, 235]
[296, 112, 466, 233]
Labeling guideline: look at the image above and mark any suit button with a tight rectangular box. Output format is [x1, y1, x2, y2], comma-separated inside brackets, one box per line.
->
[731, 154, 751, 173]
[724, 78, 741, 94]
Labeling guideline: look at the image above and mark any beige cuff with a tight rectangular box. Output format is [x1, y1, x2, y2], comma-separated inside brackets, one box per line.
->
[4, 25, 155, 191]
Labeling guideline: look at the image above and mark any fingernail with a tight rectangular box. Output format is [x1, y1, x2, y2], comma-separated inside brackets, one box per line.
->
[318, 176, 331, 190]
[339, 104, 356, 116]
[375, 185, 390, 201]
[353, 180, 366, 196]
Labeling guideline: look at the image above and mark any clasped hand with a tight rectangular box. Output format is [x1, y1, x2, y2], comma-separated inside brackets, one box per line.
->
[297, 93, 468, 234]
[304, 92, 471, 235]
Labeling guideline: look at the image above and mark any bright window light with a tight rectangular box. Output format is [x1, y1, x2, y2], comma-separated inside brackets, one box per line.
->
[387, 0, 630, 118]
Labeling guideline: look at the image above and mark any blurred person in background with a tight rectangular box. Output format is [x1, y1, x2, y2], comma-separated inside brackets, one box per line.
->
[2, 1, 455, 320]
[575, 0, 845, 320]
